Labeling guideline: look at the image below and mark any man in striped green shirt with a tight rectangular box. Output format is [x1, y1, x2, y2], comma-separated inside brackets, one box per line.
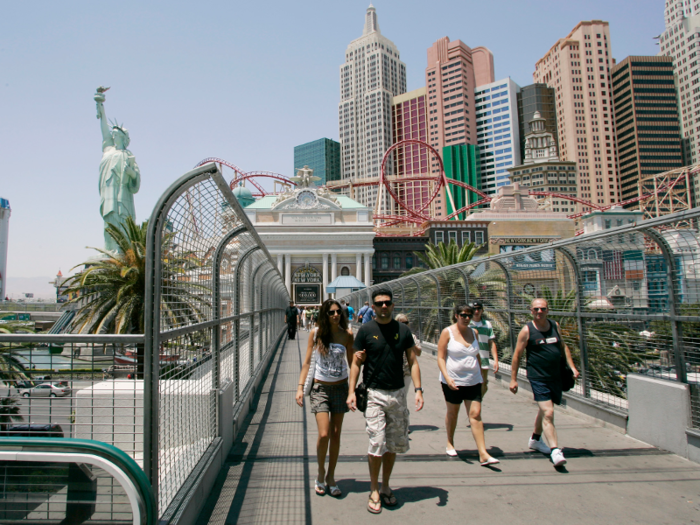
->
[469, 301, 499, 397]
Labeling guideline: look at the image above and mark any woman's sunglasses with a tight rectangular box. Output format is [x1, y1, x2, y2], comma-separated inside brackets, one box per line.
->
[457, 313, 473, 319]
[328, 310, 341, 316]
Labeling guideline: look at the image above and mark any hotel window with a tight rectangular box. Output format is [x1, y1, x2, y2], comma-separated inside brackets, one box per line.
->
[448, 231, 457, 243]
[474, 231, 485, 245]
[372, 256, 377, 270]
[381, 255, 389, 270]
[341, 267, 350, 276]
[406, 255, 413, 269]
[462, 231, 472, 244]
[435, 231, 444, 244]
[393, 256, 401, 269]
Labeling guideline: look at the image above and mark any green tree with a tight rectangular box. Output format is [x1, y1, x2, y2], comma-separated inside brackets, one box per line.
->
[62, 217, 210, 376]
[0, 324, 32, 385]
[0, 396, 23, 432]
[402, 240, 483, 276]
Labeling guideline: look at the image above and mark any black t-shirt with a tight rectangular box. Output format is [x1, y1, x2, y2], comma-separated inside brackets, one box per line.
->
[285, 306, 298, 325]
[354, 319, 415, 390]
[525, 320, 562, 382]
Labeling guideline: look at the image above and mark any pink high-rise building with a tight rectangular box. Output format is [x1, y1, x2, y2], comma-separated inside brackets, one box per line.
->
[533, 21, 619, 211]
[391, 87, 431, 216]
[425, 37, 494, 216]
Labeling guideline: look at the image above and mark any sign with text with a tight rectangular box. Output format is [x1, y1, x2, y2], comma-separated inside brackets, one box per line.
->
[292, 263, 322, 284]
[281, 213, 333, 225]
[295, 284, 321, 305]
[501, 245, 556, 271]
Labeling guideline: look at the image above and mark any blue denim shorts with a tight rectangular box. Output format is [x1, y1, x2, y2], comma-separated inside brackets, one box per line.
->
[529, 379, 563, 405]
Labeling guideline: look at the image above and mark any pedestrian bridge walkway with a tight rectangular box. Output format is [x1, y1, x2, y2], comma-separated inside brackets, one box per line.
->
[195, 336, 699, 524]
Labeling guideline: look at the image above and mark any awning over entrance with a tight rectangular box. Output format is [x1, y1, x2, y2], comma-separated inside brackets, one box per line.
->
[326, 275, 366, 293]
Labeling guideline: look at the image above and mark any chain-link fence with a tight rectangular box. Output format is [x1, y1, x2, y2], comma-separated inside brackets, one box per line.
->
[347, 208, 700, 428]
[0, 163, 289, 522]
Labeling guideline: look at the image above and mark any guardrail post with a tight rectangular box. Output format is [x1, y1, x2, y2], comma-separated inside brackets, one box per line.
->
[408, 277, 423, 342]
[426, 273, 441, 341]
[556, 247, 590, 398]
[487, 260, 517, 356]
[235, 247, 261, 401]
[644, 228, 688, 383]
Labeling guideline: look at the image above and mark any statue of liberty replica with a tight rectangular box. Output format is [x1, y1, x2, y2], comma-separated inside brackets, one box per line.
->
[94, 87, 141, 252]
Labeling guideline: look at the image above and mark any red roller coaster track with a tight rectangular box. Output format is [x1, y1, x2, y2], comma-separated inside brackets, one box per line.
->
[196, 143, 698, 235]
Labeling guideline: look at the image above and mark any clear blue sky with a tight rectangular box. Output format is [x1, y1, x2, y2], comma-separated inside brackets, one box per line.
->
[1, 0, 663, 295]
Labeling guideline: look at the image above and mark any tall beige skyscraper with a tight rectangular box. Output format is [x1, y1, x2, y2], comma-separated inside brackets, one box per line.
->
[338, 5, 407, 209]
[534, 21, 619, 211]
[658, 1, 700, 165]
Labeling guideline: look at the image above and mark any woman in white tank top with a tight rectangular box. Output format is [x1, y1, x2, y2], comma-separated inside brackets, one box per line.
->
[437, 304, 499, 466]
[296, 299, 355, 497]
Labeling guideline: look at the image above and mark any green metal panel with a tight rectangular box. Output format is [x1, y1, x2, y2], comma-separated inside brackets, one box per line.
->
[442, 145, 481, 220]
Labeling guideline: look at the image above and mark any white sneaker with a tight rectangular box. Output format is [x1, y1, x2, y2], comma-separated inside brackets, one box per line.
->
[528, 437, 551, 455]
[551, 448, 567, 467]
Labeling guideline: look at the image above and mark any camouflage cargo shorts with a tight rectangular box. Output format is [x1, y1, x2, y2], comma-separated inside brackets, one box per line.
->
[365, 387, 410, 456]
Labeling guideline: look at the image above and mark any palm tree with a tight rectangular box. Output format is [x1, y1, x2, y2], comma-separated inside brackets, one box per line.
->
[0, 324, 32, 385]
[0, 396, 23, 432]
[62, 217, 211, 376]
[401, 240, 483, 276]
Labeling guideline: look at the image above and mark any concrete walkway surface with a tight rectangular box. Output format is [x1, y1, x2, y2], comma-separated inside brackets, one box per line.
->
[196, 335, 700, 525]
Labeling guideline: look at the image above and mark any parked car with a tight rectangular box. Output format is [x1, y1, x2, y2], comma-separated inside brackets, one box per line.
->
[1, 424, 64, 437]
[15, 380, 34, 390]
[20, 383, 71, 398]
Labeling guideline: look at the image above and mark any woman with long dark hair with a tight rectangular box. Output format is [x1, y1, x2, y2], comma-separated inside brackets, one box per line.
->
[296, 299, 355, 497]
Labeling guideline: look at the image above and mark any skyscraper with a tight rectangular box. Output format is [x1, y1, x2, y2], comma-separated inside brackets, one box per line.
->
[338, 5, 407, 209]
[658, 2, 700, 164]
[475, 78, 522, 195]
[425, 37, 494, 216]
[517, 84, 558, 161]
[443, 144, 481, 219]
[391, 87, 430, 216]
[611, 56, 683, 207]
[0, 197, 10, 302]
[533, 20, 618, 211]
[294, 138, 341, 186]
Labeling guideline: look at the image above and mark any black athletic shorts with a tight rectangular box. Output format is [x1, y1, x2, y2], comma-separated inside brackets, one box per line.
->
[441, 382, 483, 404]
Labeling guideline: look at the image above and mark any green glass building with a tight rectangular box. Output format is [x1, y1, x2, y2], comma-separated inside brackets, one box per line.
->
[442, 145, 481, 220]
[293, 138, 341, 185]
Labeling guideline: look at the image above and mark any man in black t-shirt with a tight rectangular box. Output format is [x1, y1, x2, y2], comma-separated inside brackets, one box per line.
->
[347, 289, 423, 514]
[284, 301, 299, 340]
[510, 298, 579, 468]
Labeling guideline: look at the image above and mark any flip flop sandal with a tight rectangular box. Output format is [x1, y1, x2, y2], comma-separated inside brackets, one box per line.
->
[481, 457, 500, 467]
[380, 492, 398, 507]
[314, 480, 326, 496]
[328, 485, 342, 497]
[368, 496, 382, 514]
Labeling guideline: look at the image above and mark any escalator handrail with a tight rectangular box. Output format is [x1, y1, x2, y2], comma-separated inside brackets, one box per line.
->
[0, 437, 156, 525]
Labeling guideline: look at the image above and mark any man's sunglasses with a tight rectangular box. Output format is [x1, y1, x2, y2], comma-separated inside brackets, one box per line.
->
[457, 313, 472, 318]
[532, 307, 548, 312]
[328, 310, 341, 316]
[373, 300, 393, 307]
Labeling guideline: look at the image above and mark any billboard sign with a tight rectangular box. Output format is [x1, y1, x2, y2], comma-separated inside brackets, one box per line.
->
[295, 284, 321, 305]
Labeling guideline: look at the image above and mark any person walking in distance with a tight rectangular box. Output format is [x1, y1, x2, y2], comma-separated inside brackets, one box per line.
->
[510, 298, 579, 467]
[468, 301, 499, 397]
[437, 305, 499, 466]
[285, 301, 299, 341]
[347, 289, 423, 514]
[357, 301, 375, 324]
[296, 299, 355, 497]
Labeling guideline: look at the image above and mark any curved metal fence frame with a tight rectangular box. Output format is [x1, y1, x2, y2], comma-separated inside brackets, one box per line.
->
[143, 162, 288, 516]
[346, 208, 700, 428]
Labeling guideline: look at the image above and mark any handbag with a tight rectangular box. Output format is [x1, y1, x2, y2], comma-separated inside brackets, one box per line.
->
[355, 342, 393, 412]
[551, 322, 575, 392]
[303, 330, 319, 396]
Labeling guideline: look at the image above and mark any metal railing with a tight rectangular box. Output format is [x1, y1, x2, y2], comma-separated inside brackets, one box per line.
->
[0, 437, 155, 525]
[0, 163, 289, 521]
[346, 208, 700, 428]
[0, 302, 64, 312]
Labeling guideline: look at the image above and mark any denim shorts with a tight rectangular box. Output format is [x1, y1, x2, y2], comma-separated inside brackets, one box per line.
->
[529, 379, 563, 405]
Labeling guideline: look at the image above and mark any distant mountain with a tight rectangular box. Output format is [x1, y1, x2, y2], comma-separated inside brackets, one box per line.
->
[5, 276, 57, 301]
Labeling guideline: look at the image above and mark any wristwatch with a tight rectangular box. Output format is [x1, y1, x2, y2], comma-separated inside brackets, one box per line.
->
[414, 387, 424, 393]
